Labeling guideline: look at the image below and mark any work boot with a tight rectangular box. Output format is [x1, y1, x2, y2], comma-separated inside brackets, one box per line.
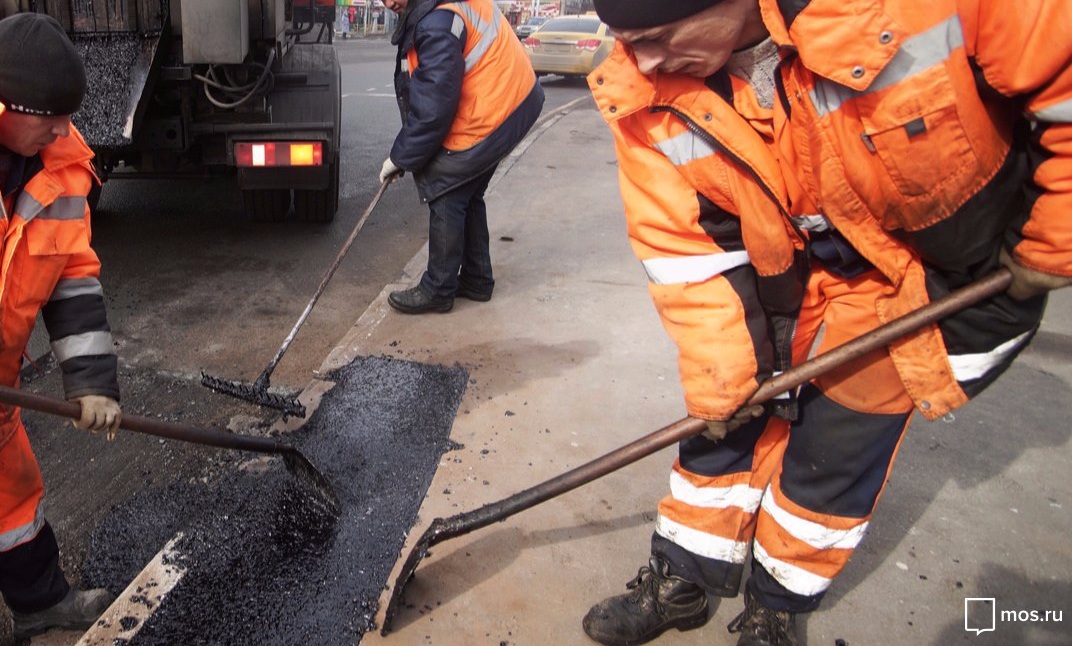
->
[387, 286, 453, 314]
[11, 587, 116, 639]
[582, 556, 709, 645]
[727, 587, 799, 646]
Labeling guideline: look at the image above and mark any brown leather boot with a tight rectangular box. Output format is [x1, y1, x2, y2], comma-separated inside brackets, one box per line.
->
[582, 556, 709, 645]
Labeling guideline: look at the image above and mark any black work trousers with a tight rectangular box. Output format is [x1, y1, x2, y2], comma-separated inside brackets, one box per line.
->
[418, 165, 498, 299]
[0, 522, 69, 613]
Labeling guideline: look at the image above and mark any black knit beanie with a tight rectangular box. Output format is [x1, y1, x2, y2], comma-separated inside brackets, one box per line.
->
[594, 0, 726, 29]
[0, 13, 86, 116]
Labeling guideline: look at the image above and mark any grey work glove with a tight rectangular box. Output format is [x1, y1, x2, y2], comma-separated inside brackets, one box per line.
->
[379, 157, 404, 184]
[701, 405, 765, 442]
[999, 248, 1072, 301]
[71, 395, 122, 441]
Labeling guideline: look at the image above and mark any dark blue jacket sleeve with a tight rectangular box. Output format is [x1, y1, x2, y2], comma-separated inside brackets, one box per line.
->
[390, 9, 465, 171]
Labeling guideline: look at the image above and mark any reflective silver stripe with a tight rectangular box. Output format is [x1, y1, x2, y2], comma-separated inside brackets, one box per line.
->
[642, 250, 750, 285]
[949, 330, 1031, 382]
[761, 487, 868, 550]
[0, 500, 44, 551]
[753, 541, 833, 596]
[653, 131, 717, 166]
[450, 14, 465, 39]
[655, 514, 751, 564]
[49, 277, 104, 302]
[1033, 98, 1072, 123]
[15, 194, 86, 223]
[450, 2, 500, 73]
[51, 331, 116, 363]
[770, 370, 790, 399]
[810, 16, 965, 118]
[790, 214, 832, 232]
[670, 471, 764, 512]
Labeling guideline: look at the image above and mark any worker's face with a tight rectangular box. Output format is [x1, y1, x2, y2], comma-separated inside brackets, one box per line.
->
[383, 0, 408, 14]
[610, 0, 768, 77]
[0, 111, 72, 157]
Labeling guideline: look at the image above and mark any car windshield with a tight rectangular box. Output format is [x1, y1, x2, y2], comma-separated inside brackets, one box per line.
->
[539, 17, 600, 33]
[527, 18, 547, 26]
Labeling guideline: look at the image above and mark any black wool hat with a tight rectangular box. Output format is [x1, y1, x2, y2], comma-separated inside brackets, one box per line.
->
[594, 0, 726, 29]
[0, 13, 86, 116]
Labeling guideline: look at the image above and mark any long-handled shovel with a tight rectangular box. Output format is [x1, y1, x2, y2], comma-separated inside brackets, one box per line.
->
[0, 384, 340, 515]
[380, 268, 1013, 633]
[201, 179, 393, 418]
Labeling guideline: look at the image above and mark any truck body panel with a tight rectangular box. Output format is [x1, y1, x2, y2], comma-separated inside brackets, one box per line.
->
[7, 0, 342, 222]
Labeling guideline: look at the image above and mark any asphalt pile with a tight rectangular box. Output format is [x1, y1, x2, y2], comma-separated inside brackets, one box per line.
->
[82, 355, 469, 644]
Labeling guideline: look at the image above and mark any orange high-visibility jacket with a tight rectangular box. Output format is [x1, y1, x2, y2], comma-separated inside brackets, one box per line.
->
[0, 111, 119, 551]
[589, 0, 1072, 422]
[406, 0, 535, 152]
[391, 0, 543, 201]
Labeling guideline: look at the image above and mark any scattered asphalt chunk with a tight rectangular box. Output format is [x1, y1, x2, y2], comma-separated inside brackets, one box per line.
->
[82, 355, 468, 644]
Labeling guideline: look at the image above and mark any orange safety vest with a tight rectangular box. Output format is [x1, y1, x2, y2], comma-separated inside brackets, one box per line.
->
[590, 0, 1072, 421]
[406, 0, 536, 151]
[0, 108, 115, 551]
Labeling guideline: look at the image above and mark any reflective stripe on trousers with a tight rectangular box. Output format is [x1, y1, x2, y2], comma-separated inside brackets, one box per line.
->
[654, 266, 915, 611]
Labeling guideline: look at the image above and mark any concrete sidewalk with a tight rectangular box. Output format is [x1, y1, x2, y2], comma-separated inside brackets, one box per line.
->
[332, 103, 1072, 645]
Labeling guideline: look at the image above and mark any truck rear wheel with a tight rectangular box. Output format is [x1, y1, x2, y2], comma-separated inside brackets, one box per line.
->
[294, 153, 339, 223]
[244, 189, 292, 222]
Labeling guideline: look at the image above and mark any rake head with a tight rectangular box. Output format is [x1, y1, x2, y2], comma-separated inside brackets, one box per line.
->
[201, 372, 307, 419]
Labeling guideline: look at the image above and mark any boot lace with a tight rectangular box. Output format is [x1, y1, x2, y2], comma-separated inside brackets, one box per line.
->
[727, 594, 796, 645]
[624, 564, 658, 606]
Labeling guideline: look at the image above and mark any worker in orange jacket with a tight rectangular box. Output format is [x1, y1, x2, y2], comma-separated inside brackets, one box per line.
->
[0, 13, 123, 640]
[380, 0, 543, 314]
[582, 1, 1072, 645]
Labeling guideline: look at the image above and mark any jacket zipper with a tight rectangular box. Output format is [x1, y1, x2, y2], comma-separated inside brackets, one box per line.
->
[652, 105, 804, 374]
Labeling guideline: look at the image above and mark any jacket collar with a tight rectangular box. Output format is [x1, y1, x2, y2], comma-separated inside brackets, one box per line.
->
[759, 0, 901, 91]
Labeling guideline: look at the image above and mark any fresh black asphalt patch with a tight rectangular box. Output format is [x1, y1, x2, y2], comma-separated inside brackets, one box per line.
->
[81, 355, 468, 644]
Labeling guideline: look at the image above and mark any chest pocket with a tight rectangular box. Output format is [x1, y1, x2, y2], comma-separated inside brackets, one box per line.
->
[24, 217, 89, 257]
[853, 65, 982, 231]
[21, 194, 90, 257]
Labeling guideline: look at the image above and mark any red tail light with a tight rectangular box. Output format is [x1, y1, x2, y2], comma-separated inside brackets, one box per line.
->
[523, 37, 541, 48]
[576, 39, 601, 51]
[235, 142, 323, 167]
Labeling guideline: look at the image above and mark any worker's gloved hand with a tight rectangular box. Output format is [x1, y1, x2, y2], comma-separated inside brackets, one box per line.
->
[999, 248, 1072, 301]
[379, 157, 404, 184]
[70, 395, 122, 441]
[701, 405, 765, 442]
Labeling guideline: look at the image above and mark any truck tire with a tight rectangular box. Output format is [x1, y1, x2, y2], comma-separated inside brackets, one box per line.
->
[294, 152, 339, 223]
[244, 189, 292, 222]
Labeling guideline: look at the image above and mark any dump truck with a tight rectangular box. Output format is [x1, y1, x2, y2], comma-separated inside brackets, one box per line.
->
[3, 0, 341, 222]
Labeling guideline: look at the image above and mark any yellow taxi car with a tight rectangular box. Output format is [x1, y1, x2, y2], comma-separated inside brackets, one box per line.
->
[520, 15, 615, 78]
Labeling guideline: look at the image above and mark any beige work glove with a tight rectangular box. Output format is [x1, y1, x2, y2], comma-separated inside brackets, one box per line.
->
[999, 248, 1072, 301]
[71, 395, 122, 441]
[379, 157, 404, 184]
[701, 405, 765, 442]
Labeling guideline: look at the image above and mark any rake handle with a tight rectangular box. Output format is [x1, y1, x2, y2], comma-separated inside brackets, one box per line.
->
[0, 384, 293, 455]
[256, 179, 391, 384]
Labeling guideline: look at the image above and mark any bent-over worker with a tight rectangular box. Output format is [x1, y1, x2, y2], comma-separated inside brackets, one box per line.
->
[0, 13, 123, 640]
[380, 0, 544, 314]
[583, 0, 1072, 644]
